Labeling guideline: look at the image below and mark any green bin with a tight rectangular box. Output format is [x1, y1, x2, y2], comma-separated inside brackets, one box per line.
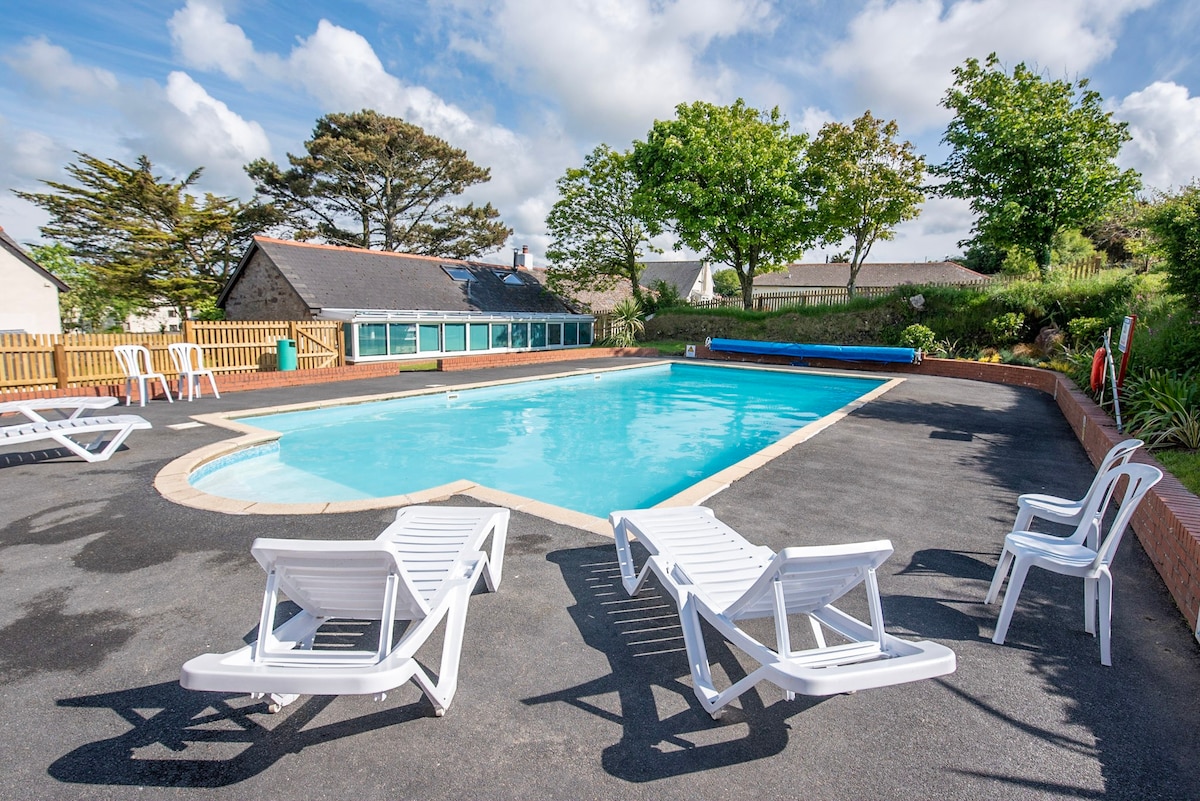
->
[277, 338, 297, 371]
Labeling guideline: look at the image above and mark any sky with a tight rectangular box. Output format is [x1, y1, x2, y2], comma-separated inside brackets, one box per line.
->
[1, 0, 1199, 268]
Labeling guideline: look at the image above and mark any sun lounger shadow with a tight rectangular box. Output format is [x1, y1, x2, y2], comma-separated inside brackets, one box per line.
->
[49, 676, 434, 787]
[526, 545, 805, 781]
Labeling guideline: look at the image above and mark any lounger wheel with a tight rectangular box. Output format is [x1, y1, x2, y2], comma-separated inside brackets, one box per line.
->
[260, 692, 299, 713]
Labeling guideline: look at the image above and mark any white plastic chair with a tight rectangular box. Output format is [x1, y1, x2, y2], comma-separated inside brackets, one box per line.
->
[113, 345, 173, 406]
[168, 343, 220, 401]
[610, 506, 956, 717]
[987, 462, 1163, 665]
[1008, 438, 1143, 535]
[181, 506, 509, 716]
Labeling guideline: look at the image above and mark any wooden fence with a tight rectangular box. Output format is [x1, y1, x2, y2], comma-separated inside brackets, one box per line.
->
[0, 320, 344, 393]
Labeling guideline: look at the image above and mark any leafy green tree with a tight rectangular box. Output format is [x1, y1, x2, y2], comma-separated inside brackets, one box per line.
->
[1140, 183, 1200, 310]
[545, 144, 661, 304]
[246, 109, 510, 259]
[807, 111, 925, 297]
[632, 99, 818, 309]
[30, 243, 141, 332]
[933, 53, 1140, 279]
[712, 268, 741, 297]
[16, 153, 275, 315]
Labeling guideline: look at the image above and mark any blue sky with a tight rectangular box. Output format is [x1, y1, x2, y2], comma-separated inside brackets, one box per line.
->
[2, 0, 1198, 266]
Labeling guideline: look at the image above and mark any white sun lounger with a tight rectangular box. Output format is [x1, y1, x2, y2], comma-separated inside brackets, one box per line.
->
[0, 396, 119, 422]
[610, 506, 956, 717]
[0, 412, 151, 462]
[181, 506, 509, 716]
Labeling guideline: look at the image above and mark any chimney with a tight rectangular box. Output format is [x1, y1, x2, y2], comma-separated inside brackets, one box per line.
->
[513, 245, 532, 270]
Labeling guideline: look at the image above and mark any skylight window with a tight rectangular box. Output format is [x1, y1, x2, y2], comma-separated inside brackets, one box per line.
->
[443, 266, 475, 282]
[491, 269, 525, 285]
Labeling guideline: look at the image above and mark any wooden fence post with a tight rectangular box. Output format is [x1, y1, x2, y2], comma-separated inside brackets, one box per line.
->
[53, 343, 69, 389]
[182, 319, 194, 343]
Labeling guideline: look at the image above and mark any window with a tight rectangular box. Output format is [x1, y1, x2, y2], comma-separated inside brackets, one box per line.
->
[511, 322, 529, 349]
[491, 269, 525, 286]
[579, 322, 593, 345]
[469, 323, 490, 350]
[531, 322, 546, 348]
[418, 324, 441, 352]
[548, 323, 563, 346]
[389, 323, 417, 355]
[442, 266, 475, 282]
[564, 322, 579, 346]
[444, 323, 467, 352]
[360, 323, 388, 356]
[491, 324, 509, 348]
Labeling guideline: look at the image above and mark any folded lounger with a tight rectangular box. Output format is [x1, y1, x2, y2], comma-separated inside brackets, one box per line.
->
[610, 506, 956, 717]
[0, 413, 150, 462]
[0, 396, 119, 421]
[181, 506, 509, 716]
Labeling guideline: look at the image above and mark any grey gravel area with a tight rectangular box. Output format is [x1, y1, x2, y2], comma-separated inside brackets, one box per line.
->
[1, 357, 1196, 800]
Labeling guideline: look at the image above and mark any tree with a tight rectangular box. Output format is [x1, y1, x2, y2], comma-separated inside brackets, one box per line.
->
[30, 243, 141, 332]
[632, 99, 818, 309]
[807, 111, 925, 297]
[16, 153, 275, 315]
[544, 144, 660, 303]
[712, 268, 741, 297]
[1140, 183, 1200, 309]
[246, 109, 510, 259]
[932, 53, 1141, 279]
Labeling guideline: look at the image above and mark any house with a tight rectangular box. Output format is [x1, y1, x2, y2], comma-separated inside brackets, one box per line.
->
[218, 237, 595, 362]
[124, 305, 182, 333]
[753, 261, 989, 296]
[639, 260, 715, 302]
[0, 227, 69, 334]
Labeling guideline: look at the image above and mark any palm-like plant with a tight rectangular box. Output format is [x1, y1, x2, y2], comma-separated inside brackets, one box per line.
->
[605, 297, 645, 347]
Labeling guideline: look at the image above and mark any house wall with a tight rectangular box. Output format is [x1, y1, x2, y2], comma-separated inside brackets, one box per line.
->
[0, 248, 62, 334]
[222, 250, 313, 321]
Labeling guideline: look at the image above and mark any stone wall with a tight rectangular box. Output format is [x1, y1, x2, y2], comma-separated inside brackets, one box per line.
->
[222, 250, 313, 321]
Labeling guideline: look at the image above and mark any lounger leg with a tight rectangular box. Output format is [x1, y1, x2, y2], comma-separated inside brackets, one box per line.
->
[984, 547, 1015, 605]
[480, 515, 509, 592]
[992, 559, 1032, 645]
[410, 584, 473, 716]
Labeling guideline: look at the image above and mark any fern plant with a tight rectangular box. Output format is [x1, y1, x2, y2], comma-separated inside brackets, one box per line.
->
[1124, 369, 1200, 450]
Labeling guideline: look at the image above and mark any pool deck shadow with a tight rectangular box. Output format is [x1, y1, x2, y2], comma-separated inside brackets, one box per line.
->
[1, 357, 1198, 800]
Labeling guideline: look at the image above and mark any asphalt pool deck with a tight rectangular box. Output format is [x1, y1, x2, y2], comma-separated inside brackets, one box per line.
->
[1, 357, 1197, 800]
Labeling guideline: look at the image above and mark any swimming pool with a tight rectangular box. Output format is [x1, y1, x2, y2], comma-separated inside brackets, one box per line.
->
[188, 362, 893, 518]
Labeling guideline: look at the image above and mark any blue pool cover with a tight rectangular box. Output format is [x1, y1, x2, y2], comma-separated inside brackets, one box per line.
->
[706, 337, 919, 364]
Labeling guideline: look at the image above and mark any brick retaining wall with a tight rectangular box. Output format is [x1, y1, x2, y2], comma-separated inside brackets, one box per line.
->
[695, 341, 1200, 631]
[437, 346, 660, 371]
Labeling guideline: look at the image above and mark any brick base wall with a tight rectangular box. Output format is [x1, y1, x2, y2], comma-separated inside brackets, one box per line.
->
[693, 341, 1200, 631]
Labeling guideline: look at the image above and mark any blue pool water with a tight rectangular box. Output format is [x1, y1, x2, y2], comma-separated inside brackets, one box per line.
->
[191, 362, 885, 517]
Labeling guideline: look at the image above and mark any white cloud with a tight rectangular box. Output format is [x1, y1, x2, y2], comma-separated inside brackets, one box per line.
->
[442, 0, 774, 143]
[825, 0, 1154, 131]
[3, 36, 119, 100]
[1114, 81, 1200, 191]
[168, 0, 281, 82]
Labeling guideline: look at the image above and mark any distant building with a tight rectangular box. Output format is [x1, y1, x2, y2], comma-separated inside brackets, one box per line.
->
[753, 261, 989, 296]
[218, 237, 594, 362]
[0, 227, 68, 334]
[124, 305, 182, 333]
[638, 260, 715, 302]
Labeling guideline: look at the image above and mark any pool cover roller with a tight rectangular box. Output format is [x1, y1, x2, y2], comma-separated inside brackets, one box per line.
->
[706, 337, 919, 364]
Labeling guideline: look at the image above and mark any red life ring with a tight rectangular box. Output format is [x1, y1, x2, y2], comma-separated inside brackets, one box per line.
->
[1090, 347, 1106, 391]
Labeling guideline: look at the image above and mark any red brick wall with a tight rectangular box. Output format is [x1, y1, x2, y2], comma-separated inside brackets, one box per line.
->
[437, 346, 659, 371]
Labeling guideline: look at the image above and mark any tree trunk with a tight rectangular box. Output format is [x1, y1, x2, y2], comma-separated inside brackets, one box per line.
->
[739, 269, 754, 310]
[1036, 242, 1053, 280]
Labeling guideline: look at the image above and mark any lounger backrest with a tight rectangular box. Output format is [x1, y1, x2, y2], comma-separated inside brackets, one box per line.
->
[251, 539, 430, 620]
[723, 540, 894, 620]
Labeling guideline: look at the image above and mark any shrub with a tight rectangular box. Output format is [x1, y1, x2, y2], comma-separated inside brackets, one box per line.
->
[1066, 317, 1107, 348]
[898, 324, 937, 353]
[985, 312, 1024, 345]
[604, 297, 645, 347]
[1124, 368, 1200, 449]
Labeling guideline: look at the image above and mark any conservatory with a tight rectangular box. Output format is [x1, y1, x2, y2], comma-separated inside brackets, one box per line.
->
[325, 309, 596, 363]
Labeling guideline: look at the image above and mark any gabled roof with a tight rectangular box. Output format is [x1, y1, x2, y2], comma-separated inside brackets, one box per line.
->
[755, 262, 988, 288]
[639, 260, 705, 293]
[0, 227, 69, 291]
[219, 237, 573, 315]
